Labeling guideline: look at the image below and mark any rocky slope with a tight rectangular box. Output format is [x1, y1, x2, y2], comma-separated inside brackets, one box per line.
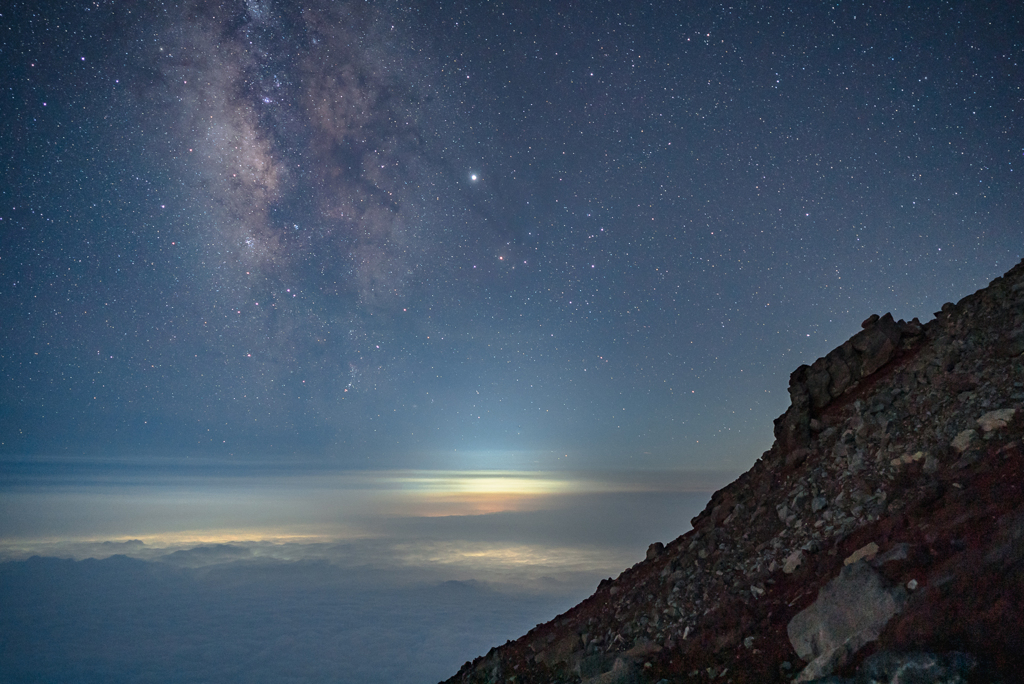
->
[442, 258, 1024, 684]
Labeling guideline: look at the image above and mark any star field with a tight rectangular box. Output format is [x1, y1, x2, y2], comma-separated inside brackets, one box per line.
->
[1, 0, 1021, 470]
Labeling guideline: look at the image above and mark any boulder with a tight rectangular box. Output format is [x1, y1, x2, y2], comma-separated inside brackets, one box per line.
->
[850, 313, 902, 377]
[783, 549, 805, 574]
[646, 542, 665, 560]
[950, 430, 978, 454]
[976, 408, 1016, 432]
[843, 542, 879, 566]
[788, 562, 907, 681]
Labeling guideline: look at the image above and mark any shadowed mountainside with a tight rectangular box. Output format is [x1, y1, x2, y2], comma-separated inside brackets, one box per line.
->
[443, 259, 1024, 684]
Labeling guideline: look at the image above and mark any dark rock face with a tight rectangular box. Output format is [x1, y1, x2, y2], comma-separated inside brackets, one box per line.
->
[442, 259, 1024, 684]
[774, 313, 923, 454]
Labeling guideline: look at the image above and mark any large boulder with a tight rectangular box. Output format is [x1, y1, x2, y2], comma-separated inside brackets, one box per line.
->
[788, 561, 907, 681]
[851, 313, 902, 377]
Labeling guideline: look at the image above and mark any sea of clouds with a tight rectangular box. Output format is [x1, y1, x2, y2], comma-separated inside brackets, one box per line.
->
[0, 468, 729, 683]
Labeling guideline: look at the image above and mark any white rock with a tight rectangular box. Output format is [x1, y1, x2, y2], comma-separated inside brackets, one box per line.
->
[951, 429, 978, 453]
[783, 549, 805, 574]
[844, 542, 880, 566]
[977, 408, 1016, 432]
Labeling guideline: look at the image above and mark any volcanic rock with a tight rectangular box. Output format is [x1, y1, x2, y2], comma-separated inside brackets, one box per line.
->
[976, 408, 1016, 433]
[786, 561, 906, 681]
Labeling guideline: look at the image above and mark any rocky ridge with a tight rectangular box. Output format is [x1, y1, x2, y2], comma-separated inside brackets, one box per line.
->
[442, 258, 1024, 684]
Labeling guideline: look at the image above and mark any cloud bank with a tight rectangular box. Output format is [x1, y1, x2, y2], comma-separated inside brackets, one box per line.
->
[0, 469, 716, 683]
[0, 553, 576, 684]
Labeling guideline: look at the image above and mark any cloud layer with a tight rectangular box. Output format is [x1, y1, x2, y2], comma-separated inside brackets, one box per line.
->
[0, 553, 578, 684]
[0, 470, 715, 683]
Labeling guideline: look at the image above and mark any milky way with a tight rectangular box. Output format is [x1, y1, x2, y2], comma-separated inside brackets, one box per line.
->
[2, 0, 1021, 466]
[139, 1, 456, 386]
[151, 3, 434, 293]
[104, 0, 491, 447]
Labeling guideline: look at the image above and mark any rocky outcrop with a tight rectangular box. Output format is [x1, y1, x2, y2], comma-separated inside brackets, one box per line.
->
[774, 313, 924, 454]
[443, 259, 1024, 684]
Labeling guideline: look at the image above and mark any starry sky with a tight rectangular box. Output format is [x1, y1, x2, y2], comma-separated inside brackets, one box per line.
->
[2, 0, 1022, 471]
[0, 3, 1021, 681]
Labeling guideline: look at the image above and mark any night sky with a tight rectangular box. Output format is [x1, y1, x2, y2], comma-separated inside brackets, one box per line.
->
[2, 1, 1022, 468]
[1, 2, 1022, 682]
